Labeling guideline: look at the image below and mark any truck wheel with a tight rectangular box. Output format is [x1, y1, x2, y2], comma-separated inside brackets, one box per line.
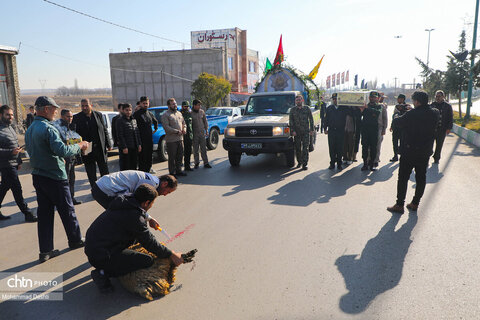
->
[158, 137, 168, 162]
[285, 149, 295, 167]
[228, 151, 241, 166]
[207, 128, 219, 150]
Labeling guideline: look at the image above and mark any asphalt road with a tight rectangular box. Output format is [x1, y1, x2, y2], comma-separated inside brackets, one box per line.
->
[1, 118, 479, 319]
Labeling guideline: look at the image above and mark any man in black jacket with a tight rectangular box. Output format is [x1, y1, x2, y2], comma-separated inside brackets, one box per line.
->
[325, 93, 349, 170]
[0, 105, 37, 221]
[319, 96, 327, 133]
[134, 96, 158, 173]
[110, 103, 123, 148]
[430, 90, 453, 164]
[73, 99, 111, 187]
[387, 91, 440, 214]
[116, 103, 142, 171]
[85, 184, 184, 293]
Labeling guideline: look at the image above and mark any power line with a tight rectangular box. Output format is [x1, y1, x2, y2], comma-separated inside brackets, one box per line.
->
[43, 0, 189, 47]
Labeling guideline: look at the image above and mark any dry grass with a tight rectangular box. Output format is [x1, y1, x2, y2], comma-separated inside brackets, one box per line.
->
[453, 111, 480, 133]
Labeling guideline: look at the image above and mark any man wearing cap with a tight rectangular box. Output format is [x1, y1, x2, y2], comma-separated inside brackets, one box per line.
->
[389, 94, 411, 162]
[180, 101, 194, 171]
[25, 96, 89, 262]
[289, 94, 315, 170]
[91, 170, 177, 209]
[73, 98, 111, 188]
[387, 91, 439, 214]
[359, 91, 382, 171]
[324, 93, 349, 170]
[0, 105, 37, 221]
[430, 90, 453, 164]
[134, 96, 158, 173]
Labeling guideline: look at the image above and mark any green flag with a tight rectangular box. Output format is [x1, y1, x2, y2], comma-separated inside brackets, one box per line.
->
[265, 58, 272, 73]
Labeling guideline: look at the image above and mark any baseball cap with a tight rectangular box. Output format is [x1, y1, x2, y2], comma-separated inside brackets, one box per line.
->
[181, 101, 190, 107]
[35, 96, 60, 108]
[369, 91, 379, 98]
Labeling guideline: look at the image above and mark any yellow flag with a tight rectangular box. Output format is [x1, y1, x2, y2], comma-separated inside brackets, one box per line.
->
[308, 55, 325, 80]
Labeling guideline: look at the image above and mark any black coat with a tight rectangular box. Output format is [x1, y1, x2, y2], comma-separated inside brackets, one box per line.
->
[111, 114, 121, 147]
[430, 101, 453, 131]
[116, 115, 141, 149]
[84, 195, 172, 261]
[0, 122, 21, 168]
[325, 105, 350, 133]
[133, 108, 158, 146]
[392, 105, 440, 158]
[73, 110, 111, 162]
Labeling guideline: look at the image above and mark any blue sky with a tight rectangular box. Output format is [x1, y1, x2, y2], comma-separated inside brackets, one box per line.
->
[1, 0, 477, 90]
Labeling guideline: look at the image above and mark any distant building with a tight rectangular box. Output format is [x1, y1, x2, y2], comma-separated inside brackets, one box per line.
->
[0, 45, 21, 122]
[109, 27, 258, 107]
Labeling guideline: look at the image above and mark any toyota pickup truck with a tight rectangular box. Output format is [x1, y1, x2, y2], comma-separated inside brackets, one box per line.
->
[222, 91, 320, 167]
[149, 106, 228, 161]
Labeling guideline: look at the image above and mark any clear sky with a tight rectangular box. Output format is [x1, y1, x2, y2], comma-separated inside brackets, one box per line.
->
[1, 0, 477, 90]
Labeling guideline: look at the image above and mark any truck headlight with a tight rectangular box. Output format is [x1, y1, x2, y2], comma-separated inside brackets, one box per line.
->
[226, 127, 236, 137]
[273, 126, 289, 136]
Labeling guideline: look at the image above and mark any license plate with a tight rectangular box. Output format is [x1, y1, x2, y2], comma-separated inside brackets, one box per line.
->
[241, 143, 262, 149]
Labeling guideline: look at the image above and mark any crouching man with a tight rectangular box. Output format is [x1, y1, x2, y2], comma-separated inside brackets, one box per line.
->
[85, 184, 184, 293]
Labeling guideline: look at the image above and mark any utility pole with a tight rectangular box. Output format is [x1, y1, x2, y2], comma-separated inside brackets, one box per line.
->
[39, 79, 47, 94]
[425, 28, 435, 68]
[466, 0, 480, 120]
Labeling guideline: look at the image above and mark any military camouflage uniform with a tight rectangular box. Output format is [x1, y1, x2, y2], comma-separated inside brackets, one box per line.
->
[181, 109, 193, 169]
[289, 105, 314, 166]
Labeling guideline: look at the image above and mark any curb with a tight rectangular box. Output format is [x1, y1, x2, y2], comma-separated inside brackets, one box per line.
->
[451, 124, 480, 148]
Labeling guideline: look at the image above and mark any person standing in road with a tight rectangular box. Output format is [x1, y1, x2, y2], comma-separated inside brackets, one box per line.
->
[134, 96, 158, 173]
[389, 94, 412, 162]
[73, 98, 111, 187]
[191, 99, 211, 169]
[110, 103, 123, 148]
[319, 96, 327, 133]
[289, 94, 314, 170]
[343, 106, 357, 165]
[325, 93, 348, 171]
[180, 101, 194, 171]
[116, 103, 142, 171]
[387, 91, 439, 214]
[25, 96, 89, 262]
[0, 105, 37, 221]
[373, 93, 388, 168]
[53, 109, 83, 205]
[430, 90, 453, 164]
[161, 98, 187, 177]
[359, 91, 382, 171]
[25, 106, 35, 129]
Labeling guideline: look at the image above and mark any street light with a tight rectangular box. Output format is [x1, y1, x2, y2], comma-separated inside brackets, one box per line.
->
[425, 28, 435, 68]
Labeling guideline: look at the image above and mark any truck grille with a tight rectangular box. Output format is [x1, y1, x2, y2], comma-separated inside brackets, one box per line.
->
[236, 126, 273, 137]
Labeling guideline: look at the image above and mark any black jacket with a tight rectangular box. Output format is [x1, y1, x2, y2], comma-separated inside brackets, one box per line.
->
[325, 105, 350, 133]
[73, 110, 111, 162]
[84, 195, 172, 261]
[116, 115, 141, 149]
[26, 113, 35, 128]
[430, 101, 453, 131]
[392, 105, 440, 158]
[0, 122, 22, 168]
[133, 108, 158, 145]
[111, 114, 121, 147]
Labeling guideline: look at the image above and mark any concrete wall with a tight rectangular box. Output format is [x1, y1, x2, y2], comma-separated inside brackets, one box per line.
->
[109, 48, 225, 107]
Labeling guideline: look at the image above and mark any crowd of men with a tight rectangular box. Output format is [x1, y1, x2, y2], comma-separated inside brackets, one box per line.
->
[0, 88, 454, 292]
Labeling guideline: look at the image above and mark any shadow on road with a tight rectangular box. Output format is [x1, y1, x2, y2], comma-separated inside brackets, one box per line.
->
[335, 213, 418, 314]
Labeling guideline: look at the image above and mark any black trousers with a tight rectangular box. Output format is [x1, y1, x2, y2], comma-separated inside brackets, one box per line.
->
[89, 249, 154, 278]
[392, 129, 401, 157]
[361, 127, 378, 165]
[83, 147, 109, 187]
[119, 148, 138, 171]
[32, 174, 81, 253]
[0, 166, 28, 212]
[184, 137, 192, 168]
[138, 142, 153, 173]
[396, 155, 429, 206]
[167, 141, 184, 175]
[328, 130, 345, 165]
[65, 158, 76, 199]
[91, 183, 115, 210]
[433, 130, 447, 161]
[320, 117, 325, 133]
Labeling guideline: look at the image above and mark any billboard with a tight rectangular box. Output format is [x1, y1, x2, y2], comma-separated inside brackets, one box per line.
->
[191, 29, 237, 49]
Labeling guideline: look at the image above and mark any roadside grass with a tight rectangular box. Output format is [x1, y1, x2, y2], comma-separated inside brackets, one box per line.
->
[453, 111, 480, 133]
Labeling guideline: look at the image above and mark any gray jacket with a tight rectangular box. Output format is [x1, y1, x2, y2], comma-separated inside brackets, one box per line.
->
[191, 109, 208, 136]
[0, 122, 21, 168]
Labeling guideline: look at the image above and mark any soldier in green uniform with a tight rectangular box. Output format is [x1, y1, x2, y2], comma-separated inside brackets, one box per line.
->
[180, 101, 193, 171]
[359, 91, 382, 171]
[289, 94, 314, 170]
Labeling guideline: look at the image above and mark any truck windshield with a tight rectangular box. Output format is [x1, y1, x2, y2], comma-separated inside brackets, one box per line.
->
[245, 95, 295, 115]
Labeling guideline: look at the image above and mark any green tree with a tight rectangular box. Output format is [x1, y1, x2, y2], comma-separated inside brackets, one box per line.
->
[444, 30, 470, 118]
[191, 72, 232, 108]
[416, 57, 445, 99]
